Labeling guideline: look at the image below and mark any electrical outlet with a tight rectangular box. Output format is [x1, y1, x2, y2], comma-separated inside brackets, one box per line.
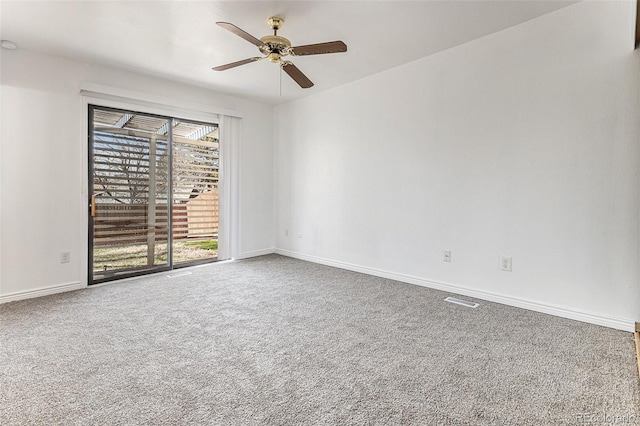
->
[60, 251, 71, 264]
[500, 256, 512, 272]
[444, 250, 452, 262]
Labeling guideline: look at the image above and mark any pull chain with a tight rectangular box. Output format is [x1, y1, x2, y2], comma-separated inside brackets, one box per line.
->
[279, 66, 282, 97]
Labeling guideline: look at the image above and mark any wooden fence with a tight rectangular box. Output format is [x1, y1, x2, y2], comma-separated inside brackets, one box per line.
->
[94, 190, 218, 247]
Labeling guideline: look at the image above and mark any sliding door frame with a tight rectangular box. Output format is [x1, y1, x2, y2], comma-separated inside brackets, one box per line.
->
[88, 105, 176, 284]
[81, 90, 235, 287]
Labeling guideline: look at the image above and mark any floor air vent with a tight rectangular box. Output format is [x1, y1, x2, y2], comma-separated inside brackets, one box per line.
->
[444, 296, 479, 308]
[167, 271, 192, 278]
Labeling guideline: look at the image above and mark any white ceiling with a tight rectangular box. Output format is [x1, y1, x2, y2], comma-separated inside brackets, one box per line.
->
[0, 1, 576, 105]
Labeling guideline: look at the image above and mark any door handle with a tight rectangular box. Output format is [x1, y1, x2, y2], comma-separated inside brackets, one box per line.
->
[91, 194, 96, 217]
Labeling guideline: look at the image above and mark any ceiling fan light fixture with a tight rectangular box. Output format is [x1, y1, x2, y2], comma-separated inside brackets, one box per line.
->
[268, 52, 281, 63]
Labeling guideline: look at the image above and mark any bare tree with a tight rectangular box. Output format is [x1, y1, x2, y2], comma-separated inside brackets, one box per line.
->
[93, 131, 169, 204]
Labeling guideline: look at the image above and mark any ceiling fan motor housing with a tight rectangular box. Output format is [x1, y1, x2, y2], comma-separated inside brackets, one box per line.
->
[260, 17, 291, 63]
[260, 35, 292, 62]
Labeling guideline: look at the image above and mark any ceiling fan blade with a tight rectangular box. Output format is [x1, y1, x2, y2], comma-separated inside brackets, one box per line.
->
[290, 41, 347, 56]
[281, 62, 314, 89]
[216, 22, 265, 48]
[213, 57, 263, 71]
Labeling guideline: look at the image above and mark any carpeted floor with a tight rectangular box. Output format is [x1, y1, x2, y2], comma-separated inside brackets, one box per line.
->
[1, 254, 638, 425]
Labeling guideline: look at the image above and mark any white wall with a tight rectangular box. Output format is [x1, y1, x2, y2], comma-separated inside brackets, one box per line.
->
[0, 49, 274, 298]
[274, 1, 640, 330]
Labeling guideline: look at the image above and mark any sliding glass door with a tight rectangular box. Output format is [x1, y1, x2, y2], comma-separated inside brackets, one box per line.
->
[171, 121, 220, 265]
[89, 106, 220, 284]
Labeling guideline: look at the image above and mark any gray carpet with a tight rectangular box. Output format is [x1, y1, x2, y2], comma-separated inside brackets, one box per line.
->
[1, 254, 638, 425]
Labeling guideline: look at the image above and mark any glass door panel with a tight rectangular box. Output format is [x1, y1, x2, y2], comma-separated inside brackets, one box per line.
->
[171, 119, 219, 265]
[89, 106, 171, 283]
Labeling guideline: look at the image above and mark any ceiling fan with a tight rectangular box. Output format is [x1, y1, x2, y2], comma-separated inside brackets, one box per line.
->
[213, 17, 347, 89]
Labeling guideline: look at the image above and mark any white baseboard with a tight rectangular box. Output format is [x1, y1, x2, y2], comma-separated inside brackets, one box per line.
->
[275, 249, 636, 332]
[0, 281, 85, 304]
[236, 248, 276, 259]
